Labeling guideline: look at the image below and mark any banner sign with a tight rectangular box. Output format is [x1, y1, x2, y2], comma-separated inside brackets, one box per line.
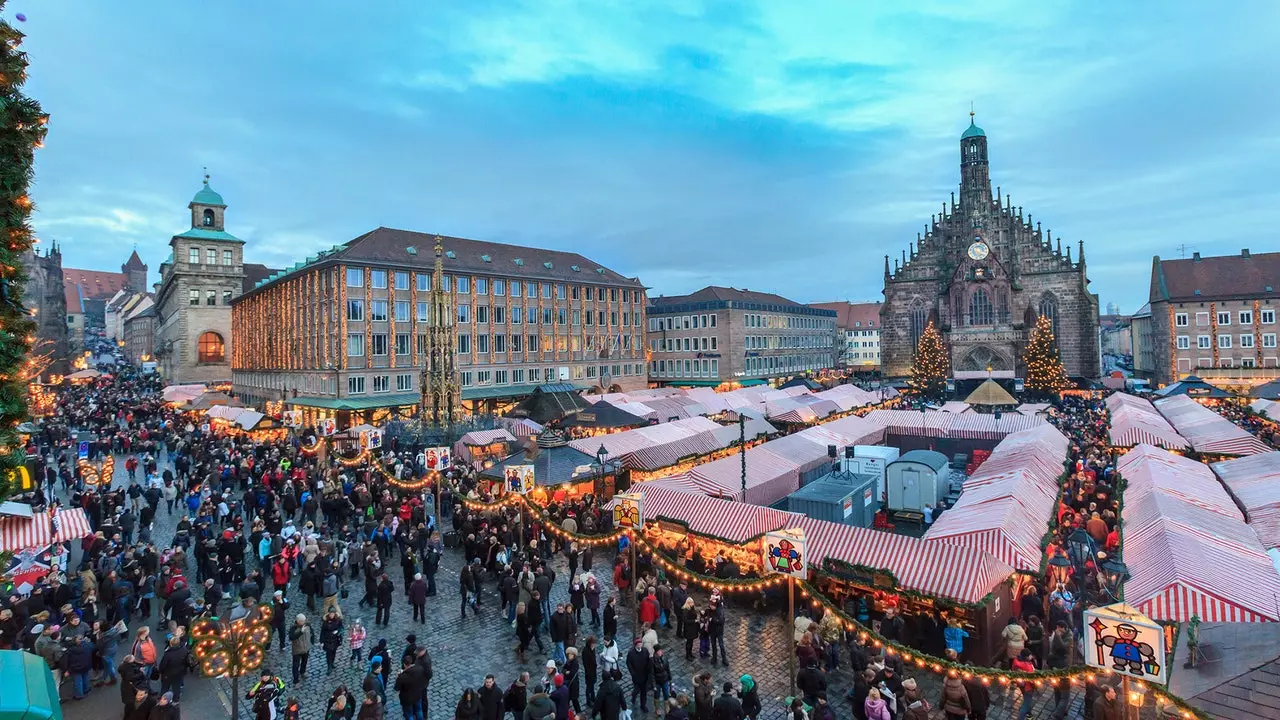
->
[762, 528, 808, 578]
[612, 492, 644, 530]
[423, 446, 451, 471]
[359, 428, 383, 451]
[504, 465, 535, 494]
[317, 418, 336, 437]
[282, 410, 302, 428]
[1083, 603, 1167, 684]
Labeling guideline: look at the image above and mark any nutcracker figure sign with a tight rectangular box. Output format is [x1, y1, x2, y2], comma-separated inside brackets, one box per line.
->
[504, 465, 536, 494]
[1083, 603, 1167, 684]
[612, 492, 643, 531]
[762, 528, 808, 579]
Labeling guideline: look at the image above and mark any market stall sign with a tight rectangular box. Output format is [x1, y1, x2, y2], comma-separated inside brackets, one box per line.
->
[762, 528, 807, 578]
[1083, 603, 1167, 685]
[613, 491, 644, 530]
[505, 465, 536, 494]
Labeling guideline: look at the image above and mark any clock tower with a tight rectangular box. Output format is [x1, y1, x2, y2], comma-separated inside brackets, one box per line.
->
[879, 115, 1101, 380]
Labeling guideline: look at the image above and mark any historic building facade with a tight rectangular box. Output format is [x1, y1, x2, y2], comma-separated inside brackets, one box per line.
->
[19, 243, 69, 375]
[881, 116, 1101, 379]
[231, 227, 647, 423]
[808, 301, 882, 371]
[647, 287, 838, 386]
[1146, 250, 1279, 388]
[153, 176, 273, 385]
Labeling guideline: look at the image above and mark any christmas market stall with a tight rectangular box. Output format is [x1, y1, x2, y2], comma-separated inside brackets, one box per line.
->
[1153, 375, 1235, 399]
[1153, 394, 1271, 456]
[1251, 397, 1280, 420]
[495, 417, 544, 438]
[64, 368, 100, 385]
[1252, 379, 1280, 401]
[1118, 444, 1280, 622]
[568, 415, 775, 484]
[454, 428, 519, 469]
[922, 424, 1069, 571]
[560, 400, 649, 438]
[0, 504, 93, 595]
[764, 394, 843, 426]
[1211, 451, 1280, 551]
[1106, 393, 1190, 451]
[963, 379, 1019, 412]
[506, 383, 592, 425]
[479, 429, 619, 501]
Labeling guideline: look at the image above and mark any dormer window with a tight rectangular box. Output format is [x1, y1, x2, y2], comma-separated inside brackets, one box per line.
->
[202, 208, 215, 227]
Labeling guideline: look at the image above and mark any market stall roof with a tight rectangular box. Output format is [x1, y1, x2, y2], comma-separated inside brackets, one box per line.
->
[496, 417, 544, 437]
[780, 376, 824, 391]
[162, 384, 207, 403]
[66, 369, 100, 381]
[506, 384, 592, 425]
[560, 400, 649, 430]
[860, 409, 1048, 440]
[1251, 398, 1280, 420]
[189, 392, 240, 410]
[1154, 394, 1271, 456]
[0, 649, 62, 720]
[1252, 379, 1280, 400]
[923, 425, 1069, 571]
[608, 484, 804, 543]
[0, 507, 91, 552]
[1106, 393, 1190, 450]
[1154, 375, 1235, 398]
[459, 428, 518, 447]
[1119, 444, 1280, 622]
[479, 435, 614, 488]
[686, 414, 885, 505]
[964, 379, 1018, 406]
[1212, 452, 1280, 550]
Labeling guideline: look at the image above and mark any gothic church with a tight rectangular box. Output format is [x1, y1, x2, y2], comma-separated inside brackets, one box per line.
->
[880, 115, 1100, 379]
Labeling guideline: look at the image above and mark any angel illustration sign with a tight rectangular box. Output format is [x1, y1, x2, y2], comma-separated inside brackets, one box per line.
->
[317, 418, 336, 437]
[762, 528, 808, 578]
[612, 492, 643, 530]
[1083, 603, 1167, 684]
[505, 465, 536, 494]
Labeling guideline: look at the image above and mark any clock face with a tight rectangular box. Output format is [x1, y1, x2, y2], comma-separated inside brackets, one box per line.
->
[968, 241, 990, 261]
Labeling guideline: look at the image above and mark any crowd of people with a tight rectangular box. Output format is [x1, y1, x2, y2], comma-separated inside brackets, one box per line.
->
[9, 368, 1264, 720]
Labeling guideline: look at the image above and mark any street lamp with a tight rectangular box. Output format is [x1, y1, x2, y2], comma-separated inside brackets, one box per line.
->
[1047, 553, 1072, 587]
[1099, 556, 1131, 600]
[191, 604, 274, 720]
[595, 444, 609, 497]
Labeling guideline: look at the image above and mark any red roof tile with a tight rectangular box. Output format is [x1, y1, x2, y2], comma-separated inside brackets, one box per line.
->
[808, 301, 883, 329]
[1151, 251, 1280, 303]
[63, 268, 129, 312]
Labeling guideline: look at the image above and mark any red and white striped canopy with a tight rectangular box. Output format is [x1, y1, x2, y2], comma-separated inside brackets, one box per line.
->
[607, 484, 804, 543]
[54, 508, 93, 543]
[922, 425, 1068, 571]
[1120, 444, 1280, 622]
[1106, 393, 1189, 450]
[1211, 452, 1280, 550]
[0, 511, 50, 552]
[1154, 395, 1271, 456]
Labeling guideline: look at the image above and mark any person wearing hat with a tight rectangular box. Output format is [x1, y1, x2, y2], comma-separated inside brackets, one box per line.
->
[289, 613, 313, 685]
[152, 691, 180, 720]
[625, 637, 652, 714]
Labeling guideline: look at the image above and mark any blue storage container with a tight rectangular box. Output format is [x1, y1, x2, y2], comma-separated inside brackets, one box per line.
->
[785, 471, 878, 528]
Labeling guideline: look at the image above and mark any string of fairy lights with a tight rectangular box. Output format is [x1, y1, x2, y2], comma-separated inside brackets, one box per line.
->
[190, 604, 274, 678]
[453, 491, 1208, 720]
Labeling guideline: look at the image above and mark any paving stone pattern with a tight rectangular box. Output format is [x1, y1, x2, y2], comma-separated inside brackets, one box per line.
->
[63, 451, 1113, 720]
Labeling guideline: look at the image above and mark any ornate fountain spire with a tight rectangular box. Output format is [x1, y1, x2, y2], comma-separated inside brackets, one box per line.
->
[421, 235, 461, 426]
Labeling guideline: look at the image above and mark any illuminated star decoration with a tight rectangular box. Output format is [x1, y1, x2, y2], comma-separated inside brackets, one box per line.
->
[190, 605, 274, 678]
[768, 538, 802, 574]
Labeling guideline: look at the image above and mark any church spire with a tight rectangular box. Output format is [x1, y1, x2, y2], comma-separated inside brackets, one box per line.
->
[959, 111, 991, 214]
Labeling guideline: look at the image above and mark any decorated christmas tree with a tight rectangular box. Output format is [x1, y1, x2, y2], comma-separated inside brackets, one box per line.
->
[909, 321, 950, 399]
[0, 4, 46, 503]
[1023, 314, 1071, 396]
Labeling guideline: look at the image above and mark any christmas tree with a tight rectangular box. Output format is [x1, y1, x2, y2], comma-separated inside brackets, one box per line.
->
[0, 4, 46, 503]
[909, 321, 951, 399]
[1023, 314, 1071, 396]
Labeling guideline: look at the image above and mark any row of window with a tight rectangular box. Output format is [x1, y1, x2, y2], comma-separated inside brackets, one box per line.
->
[846, 329, 879, 337]
[650, 336, 718, 353]
[745, 335, 830, 350]
[743, 354, 832, 377]
[347, 332, 637, 357]
[846, 340, 879, 348]
[1180, 357, 1276, 369]
[650, 358, 720, 378]
[1175, 310, 1276, 327]
[649, 314, 719, 331]
[344, 267, 638, 303]
[345, 299, 639, 327]
[744, 313, 832, 330]
[1175, 334, 1277, 350]
[189, 289, 233, 306]
[187, 247, 235, 266]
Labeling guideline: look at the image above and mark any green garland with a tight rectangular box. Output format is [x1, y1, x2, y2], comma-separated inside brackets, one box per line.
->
[0, 5, 44, 503]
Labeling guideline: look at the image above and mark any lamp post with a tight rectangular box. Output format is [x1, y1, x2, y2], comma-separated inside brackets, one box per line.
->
[1065, 528, 1098, 664]
[595, 444, 609, 498]
[738, 413, 747, 500]
[1099, 556, 1130, 601]
[190, 605, 274, 720]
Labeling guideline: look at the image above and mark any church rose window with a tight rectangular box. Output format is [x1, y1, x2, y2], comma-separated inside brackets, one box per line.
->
[969, 288, 994, 326]
[197, 331, 225, 363]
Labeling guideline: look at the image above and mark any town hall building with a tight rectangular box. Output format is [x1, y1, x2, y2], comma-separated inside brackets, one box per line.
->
[880, 115, 1101, 380]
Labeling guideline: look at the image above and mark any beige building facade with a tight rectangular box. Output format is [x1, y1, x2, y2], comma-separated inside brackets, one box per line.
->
[231, 227, 647, 420]
[647, 287, 838, 386]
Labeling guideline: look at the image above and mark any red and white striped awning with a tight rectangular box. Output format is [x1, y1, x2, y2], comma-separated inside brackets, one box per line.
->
[1107, 394, 1189, 450]
[0, 511, 51, 552]
[1154, 395, 1272, 456]
[460, 429, 518, 447]
[1120, 444, 1280, 622]
[607, 484, 804, 542]
[619, 431, 721, 471]
[1212, 452, 1280, 550]
[53, 508, 93, 543]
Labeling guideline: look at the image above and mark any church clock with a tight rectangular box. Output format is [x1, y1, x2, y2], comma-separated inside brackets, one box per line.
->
[967, 238, 990, 261]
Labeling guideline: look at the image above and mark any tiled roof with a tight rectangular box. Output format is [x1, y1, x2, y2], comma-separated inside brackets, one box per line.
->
[122, 250, 147, 270]
[653, 285, 799, 307]
[808, 301, 883, 329]
[63, 268, 129, 312]
[1194, 658, 1280, 720]
[321, 227, 640, 288]
[1151, 251, 1280, 303]
[242, 263, 277, 294]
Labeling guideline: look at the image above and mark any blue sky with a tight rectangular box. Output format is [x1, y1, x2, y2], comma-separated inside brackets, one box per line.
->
[18, 1, 1280, 313]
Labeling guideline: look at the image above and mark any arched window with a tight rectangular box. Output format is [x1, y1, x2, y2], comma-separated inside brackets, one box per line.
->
[969, 288, 994, 326]
[202, 209, 215, 227]
[909, 300, 928, 346]
[1039, 293, 1059, 333]
[197, 331, 225, 363]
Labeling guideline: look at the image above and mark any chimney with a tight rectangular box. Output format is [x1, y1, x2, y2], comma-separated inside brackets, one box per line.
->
[1242, 248, 1251, 258]
[1192, 252, 1201, 261]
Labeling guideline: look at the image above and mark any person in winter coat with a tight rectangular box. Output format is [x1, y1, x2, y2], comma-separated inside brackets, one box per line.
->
[939, 675, 971, 720]
[738, 675, 762, 720]
[394, 662, 428, 720]
[963, 673, 991, 720]
[455, 687, 483, 720]
[693, 674, 715, 720]
[549, 675, 571, 720]
[156, 635, 190, 701]
[64, 634, 96, 699]
[563, 647, 583, 714]
[124, 687, 157, 720]
[591, 670, 627, 720]
[289, 614, 313, 684]
[247, 671, 286, 720]
[712, 682, 744, 720]
[326, 687, 358, 720]
[150, 691, 180, 720]
[356, 691, 383, 720]
[477, 675, 503, 720]
[650, 645, 673, 706]
[375, 574, 394, 627]
[320, 611, 344, 673]
[408, 574, 428, 623]
[864, 688, 891, 720]
[504, 672, 530, 719]
[1001, 618, 1028, 663]
[524, 685, 556, 720]
[1092, 685, 1123, 720]
[625, 638, 652, 713]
